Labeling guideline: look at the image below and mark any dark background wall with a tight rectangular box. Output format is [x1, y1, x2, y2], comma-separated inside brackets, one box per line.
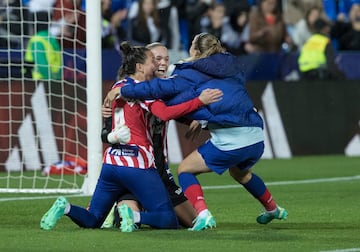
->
[2, 79, 359, 172]
[176, 80, 360, 158]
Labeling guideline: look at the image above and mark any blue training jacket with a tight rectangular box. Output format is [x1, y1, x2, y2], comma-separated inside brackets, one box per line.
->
[120, 53, 263, 128]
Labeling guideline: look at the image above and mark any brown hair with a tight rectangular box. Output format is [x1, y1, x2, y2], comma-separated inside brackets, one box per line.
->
[138, 0, 160, 28]
[118, 41, 149, 79]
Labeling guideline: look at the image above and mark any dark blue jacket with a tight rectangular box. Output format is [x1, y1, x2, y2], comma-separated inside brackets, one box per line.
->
[121, 53, 263, 128]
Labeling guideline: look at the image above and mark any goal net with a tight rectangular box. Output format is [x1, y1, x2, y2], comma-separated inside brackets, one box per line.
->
[0, 1, 102, 194]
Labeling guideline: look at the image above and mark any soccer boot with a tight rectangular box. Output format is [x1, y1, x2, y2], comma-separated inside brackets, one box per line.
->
[256, 206, 288, 224]
[118, 204, 135, 232]
[101, 205, 115, 229]
[40, 196, 68, 230]
[189, 211, 216, 231]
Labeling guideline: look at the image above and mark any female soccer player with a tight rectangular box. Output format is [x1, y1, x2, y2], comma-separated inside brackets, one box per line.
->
[101, 42, 197, 228]
[40, 41, 222, 232]
[104, 33, 288, 231]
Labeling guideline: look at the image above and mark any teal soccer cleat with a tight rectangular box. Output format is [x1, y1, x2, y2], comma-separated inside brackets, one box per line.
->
[256, 206, 288, 224]
[40, 196, 68, 230]
[118, 204, 135, 232]
[189, 211, 216, 231]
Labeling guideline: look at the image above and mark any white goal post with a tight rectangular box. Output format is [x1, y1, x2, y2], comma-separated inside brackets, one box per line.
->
[84, 0, 103, 195]
[0, 1, 102, 194]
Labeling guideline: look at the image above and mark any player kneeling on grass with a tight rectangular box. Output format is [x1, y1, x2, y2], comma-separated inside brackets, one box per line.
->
[116, 33, 288, 231]
[40, 41, 223, 232]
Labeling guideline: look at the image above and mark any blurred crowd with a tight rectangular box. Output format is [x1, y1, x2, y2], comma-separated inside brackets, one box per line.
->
[0, 0, 360, 54]
[1, 0, 360, 53]
[1, 0, 360, 81]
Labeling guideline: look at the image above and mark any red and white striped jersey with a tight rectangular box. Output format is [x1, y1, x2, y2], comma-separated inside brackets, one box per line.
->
[103, 77, 203, 169]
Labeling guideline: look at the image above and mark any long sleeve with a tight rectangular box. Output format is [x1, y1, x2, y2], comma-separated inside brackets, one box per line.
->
[120, 75, 194, 100]
[101, 116, 113, 143]
[148, 97, 203, 121]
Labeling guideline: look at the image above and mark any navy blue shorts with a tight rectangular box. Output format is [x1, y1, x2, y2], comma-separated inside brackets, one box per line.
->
[85, 165, 177, 228]
[198, 140, 264, 175]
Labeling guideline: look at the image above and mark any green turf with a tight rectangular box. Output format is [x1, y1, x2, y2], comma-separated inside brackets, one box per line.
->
[0, 155, 359, 252]
[0, 172, 85, 190]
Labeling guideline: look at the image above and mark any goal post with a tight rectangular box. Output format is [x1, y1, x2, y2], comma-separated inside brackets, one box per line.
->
[83, 0, 103, 195]
[0, 1, 103, 194]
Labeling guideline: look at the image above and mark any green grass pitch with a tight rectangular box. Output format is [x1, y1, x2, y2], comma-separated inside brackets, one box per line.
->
[0, 155, 359, 252]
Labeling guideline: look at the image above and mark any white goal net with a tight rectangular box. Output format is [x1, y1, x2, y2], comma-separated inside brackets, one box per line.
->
[0, 1, 102, 194]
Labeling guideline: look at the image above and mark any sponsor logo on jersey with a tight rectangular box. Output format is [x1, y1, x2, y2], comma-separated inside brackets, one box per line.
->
[110, 145, 139, 157]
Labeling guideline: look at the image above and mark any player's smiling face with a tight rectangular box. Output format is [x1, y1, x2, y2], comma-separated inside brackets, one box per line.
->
[151, 46, 169, 78]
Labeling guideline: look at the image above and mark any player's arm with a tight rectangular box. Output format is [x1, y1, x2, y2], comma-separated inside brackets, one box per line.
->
[120, 75, 194, 100]
[148, 88, 222, 121]
[101, 116, 113, 144]
[101, 99, 131, 145]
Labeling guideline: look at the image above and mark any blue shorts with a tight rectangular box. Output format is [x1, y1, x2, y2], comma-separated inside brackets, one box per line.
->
[72, 164, 178, 229]
[198, 140, 264, 175]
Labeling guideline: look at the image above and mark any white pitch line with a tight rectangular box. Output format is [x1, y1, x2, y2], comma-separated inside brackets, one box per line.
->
[319, 248, 360, 252]
[202, 175, 360, 190]
[0, 175, 359, 202]
[0, 194, 85, 202]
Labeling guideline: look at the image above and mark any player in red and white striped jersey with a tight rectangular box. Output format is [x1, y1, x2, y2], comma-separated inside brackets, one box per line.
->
[101, 43, 198, 229]
[40, 41, 222, 232]
[102, 76, 207, 169]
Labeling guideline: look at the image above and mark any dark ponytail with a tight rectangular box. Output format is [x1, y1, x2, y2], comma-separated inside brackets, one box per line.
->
[117, 41, 149, 79]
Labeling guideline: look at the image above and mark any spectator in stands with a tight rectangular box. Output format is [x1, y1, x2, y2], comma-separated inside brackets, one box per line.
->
[23, 24, 62, 80]
[100, 0, 116, 49]
[127, 0, 162, 46]
[222, 2, 254, 55]
[222, 0, 254, 16]
[128, 0, 181, 50]
[322, 0, 355, 21]
[200, 1, 226, 39]
[180, 0, 212, 50]
[0, 0, 23, 48]
[283, 0, 323, 29]
[166, 1, 182, 50]
[175, 0, 188, 50]
[25, 0, 56, 35]
[248, 0, 292, 53]
[50, 0, 86, 49]
[127, 0, 180, 49]
[200, 0, 254, 55]
[157, 0, 173, 48]
[298, 17, 346, 80]
[107, 1, 130, 50]
[292, 6, 323, 50]
[332, 3, 360, 51]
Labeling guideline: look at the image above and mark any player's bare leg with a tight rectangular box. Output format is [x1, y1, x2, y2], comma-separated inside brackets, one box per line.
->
[174, 200, 197, 228]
